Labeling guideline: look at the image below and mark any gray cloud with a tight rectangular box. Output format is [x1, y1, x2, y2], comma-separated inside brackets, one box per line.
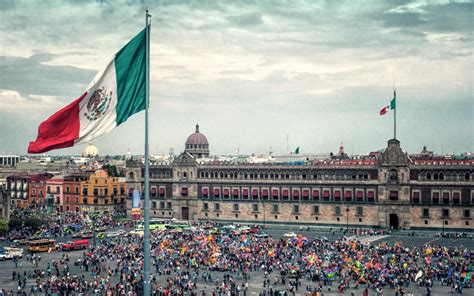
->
[0, 0, 472, 155]
[0, 54, 96, 98]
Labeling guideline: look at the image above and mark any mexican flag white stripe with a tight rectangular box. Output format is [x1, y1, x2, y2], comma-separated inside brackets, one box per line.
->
[76, 58, 118, 144]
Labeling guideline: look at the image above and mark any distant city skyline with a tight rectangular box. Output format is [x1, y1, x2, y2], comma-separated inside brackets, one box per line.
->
[0, 1, 472, 156]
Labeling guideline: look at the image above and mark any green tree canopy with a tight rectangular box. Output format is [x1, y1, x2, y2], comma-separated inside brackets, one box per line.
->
[8, 218, 23, 231]
[24, 218, 43, 230]
[0, 219, 8, 234]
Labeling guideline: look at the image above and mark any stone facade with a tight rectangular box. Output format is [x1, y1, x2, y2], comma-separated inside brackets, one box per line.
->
[126, 139, 473, 231]
[0, 185, 9, 221]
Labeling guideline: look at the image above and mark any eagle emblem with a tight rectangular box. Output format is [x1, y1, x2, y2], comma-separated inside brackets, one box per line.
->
[84, 86, 113, 121]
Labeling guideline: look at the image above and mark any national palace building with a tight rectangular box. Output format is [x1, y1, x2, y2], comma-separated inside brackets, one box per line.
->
[125, 124, 474, 231]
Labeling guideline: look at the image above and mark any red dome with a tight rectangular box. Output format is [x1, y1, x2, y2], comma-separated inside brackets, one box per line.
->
[185, 124, 209, 145]
[186, 133, 208, 145]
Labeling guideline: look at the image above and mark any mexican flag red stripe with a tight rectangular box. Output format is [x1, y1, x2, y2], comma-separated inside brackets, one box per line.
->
[28, 28, 147, 154]
[379, 105, 390, 115]
[379, 97, 396, 116]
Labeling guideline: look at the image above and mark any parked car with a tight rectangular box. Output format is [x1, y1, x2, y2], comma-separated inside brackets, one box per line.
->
[71, 232, 83, 238]
[96, 226, 108, 232]
[10, 234, 26, 241]
[248, 227, 261, 234]
[0, 247, 24, 261]
[283, 232, 297, 238]
[80, 232, 94, 239]
[106, 230, 126, 238]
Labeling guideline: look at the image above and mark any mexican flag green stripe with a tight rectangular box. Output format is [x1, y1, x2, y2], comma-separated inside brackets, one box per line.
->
[115, 28, 147, 126]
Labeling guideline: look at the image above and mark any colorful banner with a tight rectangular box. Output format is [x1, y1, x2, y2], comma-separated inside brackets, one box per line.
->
[132, 189, 141, 220]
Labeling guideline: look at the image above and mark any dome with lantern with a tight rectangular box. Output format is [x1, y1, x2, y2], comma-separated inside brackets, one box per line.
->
[82, 143, 100, 158]
[184, 123, 209, 158]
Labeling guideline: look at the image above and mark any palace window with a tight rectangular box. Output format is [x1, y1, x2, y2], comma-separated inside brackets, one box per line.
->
[272, 189, 279, 200]
[442, 192, 450, 204]
[432, 192, 439, 204]
[302, 190, 309, 201]
[356, 207, 363, 216]
[233, 204, 239, 212]
[159, 187, 165, 198]
[335, 206, 341, 216]
[272, 204, 279, 213]
[452, 192, 460, 204]
[313, 205, 319, 215]
[166, 202, 172, 209]
[345, 190, 352, 202]
[312, 189, 320, 201]
[422, 208, 429, 218]
[214, 203, 220, 211]
[389, 191, 398, 201]
[367, 190, 375, 202]
[223, 188, 230, 198]
[412, 191, 420, 204]
[323, 190, 330, 201]
[292, 190, 300, 200]
[232, 189, 239, 199]
[252, 189, 259, 200]
[202, 203, 208, 211]
[252, 204, 259, 212]
[442, 208, 449, 218]
[293, 204, 300, 213]
[464, 209, 470, 218]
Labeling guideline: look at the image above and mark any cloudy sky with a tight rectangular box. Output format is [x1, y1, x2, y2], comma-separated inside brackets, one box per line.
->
[0, 0, 472, 156]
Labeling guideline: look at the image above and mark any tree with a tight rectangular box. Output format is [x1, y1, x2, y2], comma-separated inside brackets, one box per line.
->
[24, 218, 43, 230]
[102, 164, 119, 177]
[8, 218, 23, 231]
[0, 219, 8, 234]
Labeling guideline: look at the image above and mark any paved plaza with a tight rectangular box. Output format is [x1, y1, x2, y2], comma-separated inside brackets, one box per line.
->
[0, 227, 472, 295]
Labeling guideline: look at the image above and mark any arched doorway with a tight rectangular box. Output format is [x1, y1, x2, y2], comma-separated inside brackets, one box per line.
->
[389, 214, 399, 229]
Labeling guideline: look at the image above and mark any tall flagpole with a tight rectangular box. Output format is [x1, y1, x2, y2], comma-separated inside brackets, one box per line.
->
[393, 89, 396, 139]
[143, 9, 152, 296]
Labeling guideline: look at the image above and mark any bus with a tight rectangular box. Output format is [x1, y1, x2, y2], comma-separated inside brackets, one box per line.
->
[136, 219, 168, 231]
[28, 239, 57, 253]
[167, 219, 190, 230]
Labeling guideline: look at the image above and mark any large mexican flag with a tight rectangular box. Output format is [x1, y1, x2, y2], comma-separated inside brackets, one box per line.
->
[28, 28, 147, 154]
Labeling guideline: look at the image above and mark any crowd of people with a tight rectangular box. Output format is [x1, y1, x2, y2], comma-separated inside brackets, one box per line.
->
[0, 213, 472, 296]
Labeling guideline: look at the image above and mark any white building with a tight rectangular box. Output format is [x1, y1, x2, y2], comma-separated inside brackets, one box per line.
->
[0, 155, 20, 167]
